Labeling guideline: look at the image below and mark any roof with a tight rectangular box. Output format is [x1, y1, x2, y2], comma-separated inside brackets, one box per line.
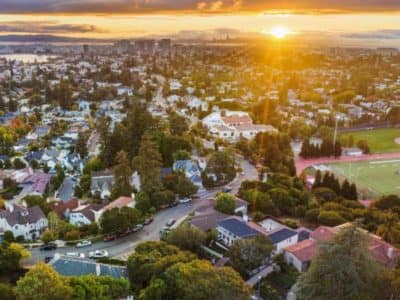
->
[217, 217, 260, 238]
[71, 203, 104, 222]
[0, 205, 46, 226]
[102, 196, 134, 211]
[50, 257, 128, 278]
[191, 211, 229, 232]
[22, 172, 52, 194]
[222, 115, 252, 125]
[310, 226, 336, 242]
[285, 239, 316, 263]
[50, 199, 79, 218]
[268, 228, 298, 244]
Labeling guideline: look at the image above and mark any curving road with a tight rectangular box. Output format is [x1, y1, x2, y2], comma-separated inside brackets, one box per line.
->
[24, 158, 258, 265]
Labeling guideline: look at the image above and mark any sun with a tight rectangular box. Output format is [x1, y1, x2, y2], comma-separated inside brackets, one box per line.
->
[269, 26, 290, 39]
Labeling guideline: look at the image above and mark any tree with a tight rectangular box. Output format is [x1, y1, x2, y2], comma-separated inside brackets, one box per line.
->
[215, 193, 236, 215]
[0, 242, 30, 276]
[100, 207, 142, 235]
[135, 192, 152, 214]
[133, 132, 163, 196]
[75, 132, 88, 157]
[296, 223, 383, 300]
[22, 195, 50, 215]
[127, 241, 196, 291]
[140, 260, 251, 300]
[227, 235, 274, 276]
[41, 229, 58, 244]
[168, 112, 189, 135]
[15, 263, 72, 300]
[0, 283, 15, 300]
[165, 224, 206, 254]
[112, 150, 133, 198]
[172, 149, 191, 161]
[204, 150, 236, 186]
[376, 213, 400, 244]
[13, 158, 26, 169]
[68, 275, 129, 300]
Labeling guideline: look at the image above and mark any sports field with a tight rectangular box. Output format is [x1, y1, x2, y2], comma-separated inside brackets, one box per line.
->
[340, 128, 400, 153]
[328, 159, 400, 197]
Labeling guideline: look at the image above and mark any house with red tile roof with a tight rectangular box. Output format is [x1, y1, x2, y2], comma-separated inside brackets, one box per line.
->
[284, 224, 400, 272]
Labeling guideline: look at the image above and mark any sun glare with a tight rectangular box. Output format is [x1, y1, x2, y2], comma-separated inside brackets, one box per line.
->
[269, 26, 290, 39]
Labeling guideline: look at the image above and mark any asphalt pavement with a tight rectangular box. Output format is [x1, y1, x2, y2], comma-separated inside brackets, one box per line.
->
[24, 158, 258, 265]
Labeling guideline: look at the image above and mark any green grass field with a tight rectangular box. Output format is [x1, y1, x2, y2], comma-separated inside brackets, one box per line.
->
[340, 128, 400, 153]
[328, 159, 400, 198]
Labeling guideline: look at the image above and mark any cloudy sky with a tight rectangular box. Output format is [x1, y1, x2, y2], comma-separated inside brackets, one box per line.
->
[0, 0, 400, 46]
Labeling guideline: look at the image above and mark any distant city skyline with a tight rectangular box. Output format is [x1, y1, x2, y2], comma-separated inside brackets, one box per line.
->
[0, 1, 400, 47]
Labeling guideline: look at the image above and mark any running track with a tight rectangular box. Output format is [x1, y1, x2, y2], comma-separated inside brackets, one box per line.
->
[296, 152, 400, 175]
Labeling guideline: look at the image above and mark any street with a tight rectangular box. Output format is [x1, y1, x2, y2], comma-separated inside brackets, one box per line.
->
[24, 158, 258, 265]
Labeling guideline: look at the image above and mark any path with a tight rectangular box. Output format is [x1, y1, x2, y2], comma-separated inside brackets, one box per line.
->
[296, 152, 400, 175]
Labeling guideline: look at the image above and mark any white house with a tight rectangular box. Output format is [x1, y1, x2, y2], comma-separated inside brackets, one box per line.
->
[203, 110, 277, 142]
[0, 204, 48, 240]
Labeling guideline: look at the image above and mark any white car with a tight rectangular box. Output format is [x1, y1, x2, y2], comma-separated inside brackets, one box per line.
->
[89, 250, 109, 259]
[179, 198, 192, 204]
[76, 240, 92, 248]
[166, 219, 176, 227]
[65, 252, 85, 258]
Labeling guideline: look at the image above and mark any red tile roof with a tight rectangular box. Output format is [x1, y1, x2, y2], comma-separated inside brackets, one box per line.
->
[285, 239, 317, 263]
[310, 226, 336, 242]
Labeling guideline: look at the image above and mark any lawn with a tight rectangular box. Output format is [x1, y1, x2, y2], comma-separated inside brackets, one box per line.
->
[328, 159, 400, 198]
[340, 128, 400, 153]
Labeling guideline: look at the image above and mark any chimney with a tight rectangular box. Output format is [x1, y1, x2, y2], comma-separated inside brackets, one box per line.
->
[387, 247, 394, 259]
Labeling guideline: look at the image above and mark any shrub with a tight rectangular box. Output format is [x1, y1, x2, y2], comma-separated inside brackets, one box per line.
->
[318, 211, 346, 226]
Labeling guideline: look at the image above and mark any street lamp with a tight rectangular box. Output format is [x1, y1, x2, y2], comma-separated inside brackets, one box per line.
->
[333, 115, 341, 153]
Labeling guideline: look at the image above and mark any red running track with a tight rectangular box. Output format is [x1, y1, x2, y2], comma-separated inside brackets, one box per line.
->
[296, 152, 400, 175]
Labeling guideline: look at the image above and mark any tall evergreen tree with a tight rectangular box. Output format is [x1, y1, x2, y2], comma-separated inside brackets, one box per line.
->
[313, 170, 322, 189]
[133, 132, 163, 196]
[349, 183, 358, 200]
[297, 223, 383, 300]
[112, 150, 133, 199]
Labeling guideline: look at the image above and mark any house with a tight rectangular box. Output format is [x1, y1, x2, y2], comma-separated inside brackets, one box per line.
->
[69, 203, 104, 226]
[284, 225, 400, 272]
[69, 196, 135, 226]
[202, 110, 277, 142]
[117, 86, 133, 96]
[50, 198, 79, 219]
[284, 239, 316, 272]
[216, 217, 260, 247]
[190, 198, 248, 232]
[173, 160, 202, 187]
[0, 204, 48, 240]
[90, 170, 114, 200]
[49, 256, 128, 279]
[20, 172, 52, 196]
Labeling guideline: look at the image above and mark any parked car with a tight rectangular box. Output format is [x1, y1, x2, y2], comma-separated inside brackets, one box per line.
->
[44, 256, 54, 263]
[166, 218, 176, 227]
[222, 186, 232, 193]
[179, 198, 192, 204]
[132, 224, 144, 232]
[144, 216, 154, 225]
[103, 234, 117, 242]
[66, 252, 85, 258]
[40, 242, 57, 251]
[168, 201, 179, 208]
[76, 240, 92, 248]
[89, 250, 109, 259]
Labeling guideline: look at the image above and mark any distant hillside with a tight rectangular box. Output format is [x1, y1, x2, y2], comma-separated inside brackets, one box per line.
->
[0, 34, 108, 43]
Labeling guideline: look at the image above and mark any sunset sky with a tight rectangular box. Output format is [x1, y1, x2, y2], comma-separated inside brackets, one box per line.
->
[0, 0, 400, 46]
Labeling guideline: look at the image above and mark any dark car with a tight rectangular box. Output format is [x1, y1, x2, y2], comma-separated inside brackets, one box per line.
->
[144, 216, 154, 225]
[40, 242, 57, 251]
[103, 234, 117, 242]
[44, 256, 54, 263]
